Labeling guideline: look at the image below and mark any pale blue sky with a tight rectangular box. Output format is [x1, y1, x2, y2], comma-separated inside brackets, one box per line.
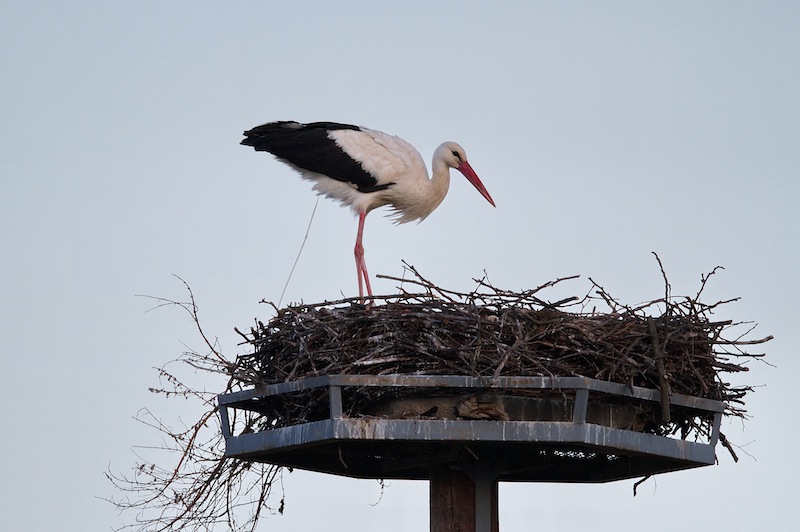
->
[1, 2, 798, 530]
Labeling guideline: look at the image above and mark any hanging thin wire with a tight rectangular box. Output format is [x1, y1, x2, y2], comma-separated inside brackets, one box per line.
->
[278, 196, 319, 307]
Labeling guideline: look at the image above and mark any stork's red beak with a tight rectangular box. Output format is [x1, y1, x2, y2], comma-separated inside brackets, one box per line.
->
[458, 161, 495, 207]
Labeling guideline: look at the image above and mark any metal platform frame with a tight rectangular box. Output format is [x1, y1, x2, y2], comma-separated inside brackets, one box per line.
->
[218, 375, 724, 531]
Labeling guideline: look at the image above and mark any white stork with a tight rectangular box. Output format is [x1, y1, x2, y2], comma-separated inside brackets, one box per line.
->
[241, 121, 495, 300]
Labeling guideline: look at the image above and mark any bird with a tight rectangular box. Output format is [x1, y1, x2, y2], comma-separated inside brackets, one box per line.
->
[241, 121, 495, 300]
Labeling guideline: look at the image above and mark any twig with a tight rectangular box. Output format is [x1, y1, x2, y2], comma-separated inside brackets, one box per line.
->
[648, 317, 671, 423]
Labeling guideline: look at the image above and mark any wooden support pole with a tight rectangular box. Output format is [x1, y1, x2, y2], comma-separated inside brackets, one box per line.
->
[472, 465, 499, 532]
[430, 464, 498, 532]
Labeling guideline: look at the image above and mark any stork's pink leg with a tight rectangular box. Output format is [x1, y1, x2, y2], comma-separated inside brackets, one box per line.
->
[354, 211, 373, 301]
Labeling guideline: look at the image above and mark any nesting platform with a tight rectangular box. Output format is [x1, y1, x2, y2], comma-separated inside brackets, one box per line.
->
[218, 374, 723, 483]
[216, 273, 764, 531]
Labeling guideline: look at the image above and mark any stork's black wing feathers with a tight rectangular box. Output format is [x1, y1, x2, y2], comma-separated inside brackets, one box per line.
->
[241, 121, 391, 193]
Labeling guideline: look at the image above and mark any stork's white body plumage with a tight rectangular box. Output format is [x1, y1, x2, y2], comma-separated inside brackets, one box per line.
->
[241, 121, 495, 299]
[309, 127, 435, 223]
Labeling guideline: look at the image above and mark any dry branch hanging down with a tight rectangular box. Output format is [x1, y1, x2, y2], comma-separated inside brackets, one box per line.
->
[109, 263, 771, 532]
[107, 278, 284, 532]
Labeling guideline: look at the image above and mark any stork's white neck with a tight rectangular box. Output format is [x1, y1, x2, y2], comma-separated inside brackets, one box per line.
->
[430, 150, 452, 202]
[385, 142, 458, 224]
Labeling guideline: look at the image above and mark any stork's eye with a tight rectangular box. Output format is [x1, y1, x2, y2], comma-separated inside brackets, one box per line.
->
[451, 150, 461, 160]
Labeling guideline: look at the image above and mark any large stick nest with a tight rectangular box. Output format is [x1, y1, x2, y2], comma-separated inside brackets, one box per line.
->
[233, 263, 770, 441]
